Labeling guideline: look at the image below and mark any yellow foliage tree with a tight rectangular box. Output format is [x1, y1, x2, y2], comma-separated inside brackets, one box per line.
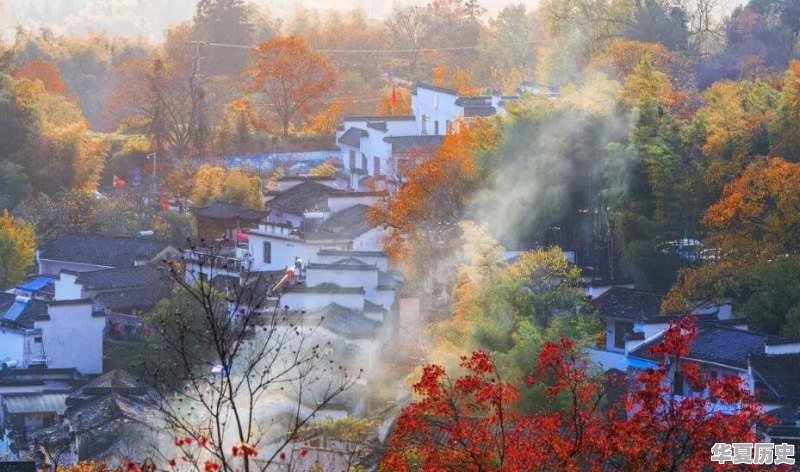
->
[0, 209, 36, 289]
[190, 165, 264, 210]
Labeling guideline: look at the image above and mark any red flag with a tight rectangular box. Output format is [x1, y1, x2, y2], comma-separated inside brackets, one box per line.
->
[391, 84, 398, 114]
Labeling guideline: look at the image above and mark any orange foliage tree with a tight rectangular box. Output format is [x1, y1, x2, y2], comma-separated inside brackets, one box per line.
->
[433, 65, 481, 96]
[368, 120, 498, 290]
[251, 35, 337, 136]
[665, 157, 800, 312]
[15, 59, 67, 94]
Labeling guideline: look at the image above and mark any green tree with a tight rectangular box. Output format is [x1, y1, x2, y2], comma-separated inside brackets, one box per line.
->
[0, 209, 36, 289]
[428, 224, 598, 411]
[194, 0, 254, 76]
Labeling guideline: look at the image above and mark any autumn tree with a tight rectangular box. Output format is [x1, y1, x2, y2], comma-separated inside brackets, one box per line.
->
[368, 121, 498, 298]
[665, 157, 800, 321]
[250, 36, 336, 136]
[382, 318, 770, 471]
[15, 59, 67, 95]
[427, 223, 598, 410]
[0, 209, 36, 289]
[190, 164, 264, 209]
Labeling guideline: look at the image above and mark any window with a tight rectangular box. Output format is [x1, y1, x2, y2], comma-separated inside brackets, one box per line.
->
[673, 372, 685, 396]
[349, 150, 356, 170]
[362, 153, 368, 171]
[613, 320, 634, 349]
[263, 241, 271, 263]
[446, 120, 452, 134]
[421, 115, 429, 135]
[374, 156, 381, 176]
[434, 120, 439, 135]
[34, 336, 42, 343]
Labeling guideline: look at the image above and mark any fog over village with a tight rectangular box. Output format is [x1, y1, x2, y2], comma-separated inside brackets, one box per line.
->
[0, 0, 799, 471]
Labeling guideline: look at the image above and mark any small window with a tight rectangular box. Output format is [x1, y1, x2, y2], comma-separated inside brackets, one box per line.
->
[674, 372, 685, 396]
[434, 120, 439, 135]
[421, 115, 429, 135]
[349, 150, 356, 170]
[373, 156, 381, 176]
[361, 154, 368, 171]
[263, 241, 271, 263]
[34, 336, 42, 343]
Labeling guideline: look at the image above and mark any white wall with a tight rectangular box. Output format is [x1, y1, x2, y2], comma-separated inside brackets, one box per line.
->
[305, 267, 378, 289]
[248, 231, 313, 272]
[36, 301, 104, 375]
[0, 329, 25, 365]
[412, 87, 462, 136]
[54, 272, 84, 301]
[352, 228, 387, 253]
[367, 289, 395, 314]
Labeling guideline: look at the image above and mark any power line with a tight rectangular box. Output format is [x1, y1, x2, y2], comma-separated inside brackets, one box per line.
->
[192, 39, 540, 54]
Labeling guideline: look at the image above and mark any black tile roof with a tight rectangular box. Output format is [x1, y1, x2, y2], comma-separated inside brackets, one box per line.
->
[306, 204, 374, 241]
[455, 96, 491, 107]
[39, 233, 174, 268]
[289, 283, 365, 294]
[464, 106, 496, 117]
[77, 265, 165, 290]
[317, 249, 388, 258]
[192, 201, 264, 221]
[301, 303, 379, 339]
[93, 286, 171, 311]
[630, 325, 774, 370]
[338, 127, 368, 147]
[414, 83, 459, 95]
[367, 121, 388, 132]
[592, 287, 665, 321]
[364, 300, 387, 313]
[266, 181, 340, 215]
[751, 353, 800, 401]
[383, 135, 445, 155]
[306, 261, 378, 271]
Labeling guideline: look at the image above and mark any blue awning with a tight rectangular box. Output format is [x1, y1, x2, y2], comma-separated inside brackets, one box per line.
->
[16, 277, 53, 293]
[4, 299, 29, 322]
[627, 357, 659, 369]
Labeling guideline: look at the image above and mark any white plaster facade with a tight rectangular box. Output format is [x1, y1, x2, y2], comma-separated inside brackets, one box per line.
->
[34, 300, 105, 375]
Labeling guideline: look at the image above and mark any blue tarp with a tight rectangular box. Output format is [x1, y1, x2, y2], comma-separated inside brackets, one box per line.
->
[627, 357, 659, 369]
[16, 277, 53, 293]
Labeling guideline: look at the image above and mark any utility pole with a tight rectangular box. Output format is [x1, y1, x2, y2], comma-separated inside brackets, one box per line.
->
[147, 152, 157, 194]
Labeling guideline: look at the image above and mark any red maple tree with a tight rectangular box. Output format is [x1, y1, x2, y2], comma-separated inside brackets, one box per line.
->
[381, 318, 776, 471]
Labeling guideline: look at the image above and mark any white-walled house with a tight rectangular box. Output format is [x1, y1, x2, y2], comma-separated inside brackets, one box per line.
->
[0, 294, 104, 375]
[333, 82, 523, 189]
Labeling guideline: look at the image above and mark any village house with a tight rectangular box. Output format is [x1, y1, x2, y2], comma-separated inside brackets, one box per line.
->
[587, 285, 800, 445]
[334, 83, 522, 190]
[37, 233, 177, 276]
[33, 369, 161, 464]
